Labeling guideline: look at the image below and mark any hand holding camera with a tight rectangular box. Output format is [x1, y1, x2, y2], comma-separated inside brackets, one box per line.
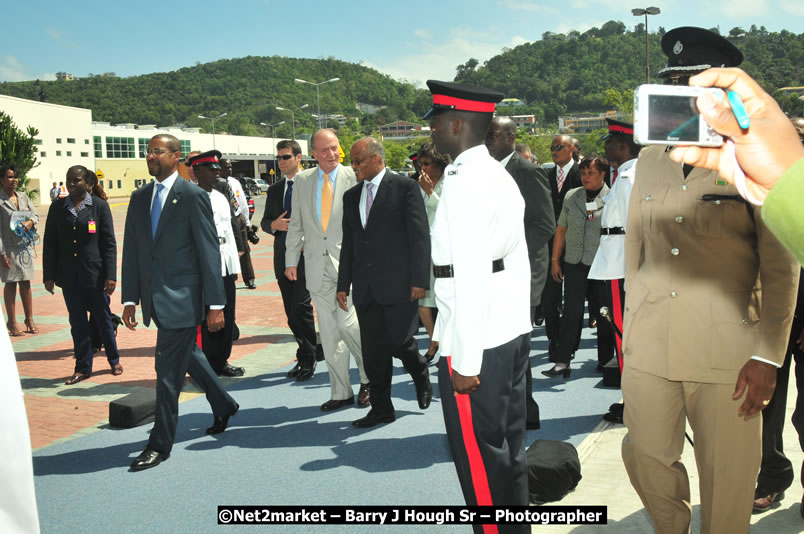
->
[247, 225, 260, 245]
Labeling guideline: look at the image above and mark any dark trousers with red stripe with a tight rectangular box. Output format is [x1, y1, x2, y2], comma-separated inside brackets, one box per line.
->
[200, 274, 236, 372]
[438, 333, 531, 534]
[594, 278, 625, 371]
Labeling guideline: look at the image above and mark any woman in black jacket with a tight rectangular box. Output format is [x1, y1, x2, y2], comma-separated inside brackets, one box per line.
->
[43, 165, 123, 384]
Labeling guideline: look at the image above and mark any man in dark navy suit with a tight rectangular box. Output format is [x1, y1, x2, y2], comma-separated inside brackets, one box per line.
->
[336, 137, 432, 428]
[542, 135, 581, 356]
[485, 116, 554, 430]
[121, 134, 239, 471]
[261, 139, 317, 381]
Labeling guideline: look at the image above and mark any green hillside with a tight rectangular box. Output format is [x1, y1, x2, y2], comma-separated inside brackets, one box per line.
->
[0, 56, 431, 138]
[456, 23, 804, 123]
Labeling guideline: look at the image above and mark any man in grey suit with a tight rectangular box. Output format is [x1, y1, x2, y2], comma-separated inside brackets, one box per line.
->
[285, 129, 368, 412]
[486, 116, 554, 430]
[122, 134, 239, 471]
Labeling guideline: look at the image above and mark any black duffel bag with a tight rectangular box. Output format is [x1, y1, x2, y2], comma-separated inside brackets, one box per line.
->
[526, 440, 582, 504]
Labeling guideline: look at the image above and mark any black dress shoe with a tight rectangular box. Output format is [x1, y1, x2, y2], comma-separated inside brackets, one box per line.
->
[533, 317, 544, 327]
[602, 410, 623, 424]
[320, 397, 354, 411]
[352, 411, 396, 428]
[541, 366, 571, 379]
[357, 383, 370, 407]
[216, 364, 245, 377]
[287, 362, 302, 378]
[246, 280, 257, 289]
[414, 374, 433, 410]
[130, 448, 170, 471]
[206, 404, 239, 435]
[295, 364, 315, 382]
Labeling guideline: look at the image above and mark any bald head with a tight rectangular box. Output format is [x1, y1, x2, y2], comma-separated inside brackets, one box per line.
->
[485, 116, 516, 161]
[350, 137, 385, 181]
[550, 135, 574, 166]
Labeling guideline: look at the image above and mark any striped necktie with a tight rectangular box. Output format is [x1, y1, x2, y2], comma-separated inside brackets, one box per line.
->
[557, 167, 565, 192]
[365, 182, 375, 224]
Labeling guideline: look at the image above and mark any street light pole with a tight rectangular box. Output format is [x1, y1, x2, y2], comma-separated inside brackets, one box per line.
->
[631, 7, 661, 82]
[260, 121, 286, 180]
[294, 78, 340, 129]
[198, 112, 228, 149]
[276, 104, 310, 139]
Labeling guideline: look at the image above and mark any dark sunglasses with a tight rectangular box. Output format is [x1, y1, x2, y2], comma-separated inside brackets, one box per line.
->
[277, 154, 295, 160]
[550, 145, 566, 152]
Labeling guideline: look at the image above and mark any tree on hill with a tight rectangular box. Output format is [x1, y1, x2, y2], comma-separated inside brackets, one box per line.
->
[0, 111, 39, 199]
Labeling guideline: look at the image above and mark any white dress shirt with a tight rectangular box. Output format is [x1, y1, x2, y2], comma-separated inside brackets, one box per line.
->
[588, 158, 637, 280]
[431, 145, 531, 376]
[359, 167, 386, 228]
[209, 189, 241, 277]
[556, 158, 575, 191]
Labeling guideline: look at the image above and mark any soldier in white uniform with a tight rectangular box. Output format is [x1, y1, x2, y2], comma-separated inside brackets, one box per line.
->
[188, 150, 244, 378]
[425, 80, 532, 534]
[588, 120, 640, 387]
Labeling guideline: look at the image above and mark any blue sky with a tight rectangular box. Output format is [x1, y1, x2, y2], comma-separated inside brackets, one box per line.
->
[2, 0, 802, 87]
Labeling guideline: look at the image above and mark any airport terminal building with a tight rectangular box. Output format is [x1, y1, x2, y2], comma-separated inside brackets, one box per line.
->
[1, 94, 307, 204]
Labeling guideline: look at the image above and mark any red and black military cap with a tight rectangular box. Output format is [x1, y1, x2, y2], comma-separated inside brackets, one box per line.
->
[603, 118, 634, 140]
[658, 27, 743, 79]
[187, 149, 223, 169]
[423, 80, 504, 119]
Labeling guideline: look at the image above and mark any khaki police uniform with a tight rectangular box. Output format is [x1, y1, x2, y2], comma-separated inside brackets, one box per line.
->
[621, 145, 799, 534]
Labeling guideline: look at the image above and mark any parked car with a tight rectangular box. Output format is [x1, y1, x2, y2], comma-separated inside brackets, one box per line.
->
[254, 178, 269, 193]
[241, 177, 260, 196]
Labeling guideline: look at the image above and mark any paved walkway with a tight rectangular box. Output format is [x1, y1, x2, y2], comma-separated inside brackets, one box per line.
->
[12, 194, 804, 533]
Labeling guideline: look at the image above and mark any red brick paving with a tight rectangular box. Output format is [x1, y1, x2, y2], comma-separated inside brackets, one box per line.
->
[13, 197, 290, 449]
[23, 395, 112, 449]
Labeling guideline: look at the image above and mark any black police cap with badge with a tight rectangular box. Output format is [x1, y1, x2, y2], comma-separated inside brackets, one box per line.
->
[658, 26, 743, 79]
[603, 118, 634, 141]
[422, 80, 505, 119]
[187, 149, 223, 169]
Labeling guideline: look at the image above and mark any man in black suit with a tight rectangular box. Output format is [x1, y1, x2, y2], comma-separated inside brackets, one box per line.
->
[485, 116, 554, 430]
[121, 134, 239, 471]
[336, 137, 432, 428]
[260, 140, 317, 382]
[542, 135, 581, 356]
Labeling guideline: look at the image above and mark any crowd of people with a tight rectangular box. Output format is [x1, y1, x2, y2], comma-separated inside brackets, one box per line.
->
[5, 22, 804, 534]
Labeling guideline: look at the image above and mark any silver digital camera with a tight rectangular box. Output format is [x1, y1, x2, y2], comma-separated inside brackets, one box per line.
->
[633, 84, 725, 147]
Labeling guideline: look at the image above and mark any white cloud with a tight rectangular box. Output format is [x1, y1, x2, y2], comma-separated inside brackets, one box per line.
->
[364, 28, 531, 87]
[413, 29, 431, 39]
[780, 3, 804, 16]
[500, 0, 562, 16]
[714, 0, 768, 17]
[0, 56, 29, 82]
[46, 28, 80, 48]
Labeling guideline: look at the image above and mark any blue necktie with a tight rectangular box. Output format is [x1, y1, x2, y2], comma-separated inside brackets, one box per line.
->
[283, 180, 293, 218]
[281, 181, 293, 242]
[151, 183, 164, 239]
